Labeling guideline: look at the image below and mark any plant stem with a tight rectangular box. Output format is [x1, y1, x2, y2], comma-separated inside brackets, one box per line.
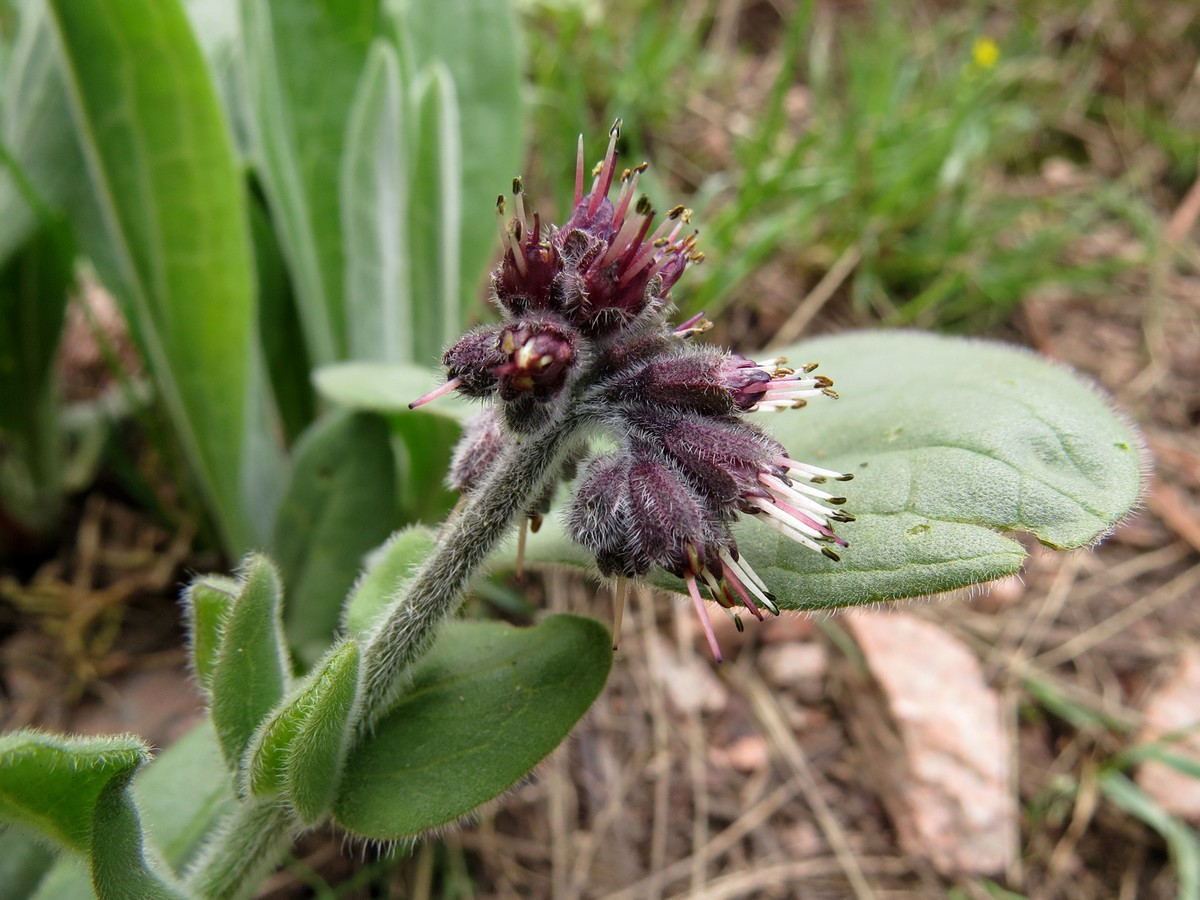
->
[359, 409, 583, 720]
[187, 409, 581, 896]
[184, 797, 296, 900]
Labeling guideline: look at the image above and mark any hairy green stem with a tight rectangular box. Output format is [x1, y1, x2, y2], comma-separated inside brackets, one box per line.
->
[184, 797, 296, 900]
[359, 409, 584, 720]
[187, 408, 581, 895]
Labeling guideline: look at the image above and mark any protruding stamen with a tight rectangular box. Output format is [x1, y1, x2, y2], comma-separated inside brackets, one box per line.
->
[495, 195, 512, 253]
[587, 117, 622, 217]
[612, 576, 627, 651]
[685, 574, 723, 663]
[574, 133, 585, 207]
[512, 176, 529, 235]
[611, 162, 647, 231]
[409, 376, 462, 409]
[516, 517, 529, 579]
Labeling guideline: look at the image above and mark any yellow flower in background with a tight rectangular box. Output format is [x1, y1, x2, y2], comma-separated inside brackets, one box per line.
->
[972, 36, 1000, 70]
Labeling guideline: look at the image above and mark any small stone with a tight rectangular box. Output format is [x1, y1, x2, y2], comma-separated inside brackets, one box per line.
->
[1136, 648, 1200, 822]
[841, 610, 1017, 876]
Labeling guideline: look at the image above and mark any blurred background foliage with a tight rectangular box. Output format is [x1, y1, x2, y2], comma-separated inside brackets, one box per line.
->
[0, 0, 1198, 894]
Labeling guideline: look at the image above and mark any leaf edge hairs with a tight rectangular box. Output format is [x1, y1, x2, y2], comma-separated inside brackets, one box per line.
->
[412, 121, 852, 661]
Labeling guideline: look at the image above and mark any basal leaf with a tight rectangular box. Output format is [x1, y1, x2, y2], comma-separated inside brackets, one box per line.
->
[518, 331, 1142, 610]
[239, 0, 378, 363]
[209, 555, 292, 771]
[131, 721, 235, 874]
[408, 63, 461, 356]
[341, 39, 413, 362]
[313, 360, 473, 420]
[273, 410, 401, 667]
[342, 525, 436, 637]
[333, 616, 611, 840]
[0, 731, 146, 855]
[47, 0, 258, 551]
[391, 0, 523, 311]
[89, 774, 185, 899]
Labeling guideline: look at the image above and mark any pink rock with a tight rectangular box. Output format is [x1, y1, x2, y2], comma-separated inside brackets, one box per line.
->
[1136, 648, 1200, 821]
[844, 610, 1017, 876]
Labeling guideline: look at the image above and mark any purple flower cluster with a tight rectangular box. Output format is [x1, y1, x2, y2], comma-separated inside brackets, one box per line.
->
[412, 122, 851, 661]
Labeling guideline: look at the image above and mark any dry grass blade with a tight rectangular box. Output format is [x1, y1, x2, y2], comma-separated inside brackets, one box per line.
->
[728, 663, 877, 900]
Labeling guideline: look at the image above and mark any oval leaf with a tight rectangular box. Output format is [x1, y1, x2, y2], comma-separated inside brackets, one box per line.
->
[517, 331, 1143, 609]
[0, 732, 148, 855]
[342, 525, 436, 637]
[209, 555, 292, 771]
[273, 410, 401, 667]
[333, 615, 612, 840]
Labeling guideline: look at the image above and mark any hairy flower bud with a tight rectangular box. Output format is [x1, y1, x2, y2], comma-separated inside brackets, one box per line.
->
[448, 408, 505, 494]
[494, 316, 579, 401]
[421, 122, 853, 661]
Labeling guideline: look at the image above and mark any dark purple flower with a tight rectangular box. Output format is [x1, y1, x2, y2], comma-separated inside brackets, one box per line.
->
[419, 122, 853, 661]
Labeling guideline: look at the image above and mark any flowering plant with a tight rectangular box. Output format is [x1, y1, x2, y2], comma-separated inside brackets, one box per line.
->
[0, 120, 1142, 899]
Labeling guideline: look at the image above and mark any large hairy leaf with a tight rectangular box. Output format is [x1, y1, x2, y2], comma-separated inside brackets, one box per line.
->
[334, 616, 611, 840]
[47, 0, 259, 551]
[517, 331, 1143, 609]
[239, 0, 378, 363]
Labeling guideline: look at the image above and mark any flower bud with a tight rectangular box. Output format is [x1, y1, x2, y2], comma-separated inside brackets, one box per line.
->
[447, 408, 505, 494]
[494, 316, 578, 402]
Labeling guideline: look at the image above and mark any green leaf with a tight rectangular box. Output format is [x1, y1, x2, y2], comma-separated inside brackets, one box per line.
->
[46, 0, 259, 552]
[520, 331, 1142, 610]
[313, 360, 473, 419]
[284, 640, 362, 824]
[333, 616, 611, 840]
[245, 639, 360, 821]
[341, 39, 413, 362]
[392, 0, 524, 312]
[408, 62, 461, 355]
[342, 525, 436, 637]
[247, 187, 313, 447]
[387, 408, 460, 523]
[131, 721, 235, 873]
[0, 827, 56, 899]
[0, 731, 147, 855]
[89, 775, 185, 899]
[0, 220, 74, 533]
[273, 411, 401, 667]
[239, 0, 378, 363]
[182, 575, 238, 692]
[209, 555, 292, 771]
[0, 0, 88, 264]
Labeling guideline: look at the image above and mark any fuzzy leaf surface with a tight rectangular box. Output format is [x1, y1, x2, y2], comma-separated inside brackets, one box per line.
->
[47, 0, 258, 551]
[334, 616, 611, 840]
[341, 39, 412, 362]
[209, 556, 291, 771]
[132, 722, 235, 874]
[342, 525, 436, 637]
[273, 410, 400, 667]
[0, 731, 148, 854]
[392, 0, 523, 315]
[239, 0, 377, 363]
[519, 331, 1143, 609]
